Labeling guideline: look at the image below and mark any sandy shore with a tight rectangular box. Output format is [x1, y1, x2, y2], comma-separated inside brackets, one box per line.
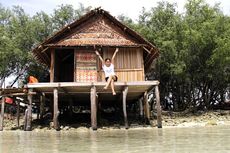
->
[2, 110, 230, 131]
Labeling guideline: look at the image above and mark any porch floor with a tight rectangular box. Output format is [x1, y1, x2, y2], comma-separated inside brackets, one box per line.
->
[26, 81, 160, 103]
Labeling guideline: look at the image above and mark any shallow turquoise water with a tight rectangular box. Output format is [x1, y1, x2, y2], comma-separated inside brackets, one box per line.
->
[0, 126, 230, 153]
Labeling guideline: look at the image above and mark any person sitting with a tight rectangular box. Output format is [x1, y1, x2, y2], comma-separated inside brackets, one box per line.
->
[95, 48, 119, 95]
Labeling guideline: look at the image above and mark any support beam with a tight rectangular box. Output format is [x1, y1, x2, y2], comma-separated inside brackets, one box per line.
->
[122, 86, 129, 129]
[143, 46, 151, 54]
[26, 89, 33, 131]
[53, 88, 60, 130]
[50, 49, 55, 82]
[144, 91, 150, 124]
[90, 86, 97, 130]
[0, 96, 5, 131]
[155, 85, 162, 128]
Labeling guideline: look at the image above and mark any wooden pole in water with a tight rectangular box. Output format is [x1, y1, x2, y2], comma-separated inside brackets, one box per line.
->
[53, 88, 60, 130]
[155, 85, 162, 128]
[24, 108, 28, 130]
[123, 86, 129, 129]
[0, 96, 5, 131]
[144, 91, 150, 124]
[26, 89, 33, 131]
[40, 93, 45, 120]
[69, 97, 73, 120]
[139, 99, 144, 120]
[16, 98, 20, 127]
[90, 86, 97, 130]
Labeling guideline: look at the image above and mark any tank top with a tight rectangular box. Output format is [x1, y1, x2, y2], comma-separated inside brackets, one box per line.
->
[102, 64, 115, 78]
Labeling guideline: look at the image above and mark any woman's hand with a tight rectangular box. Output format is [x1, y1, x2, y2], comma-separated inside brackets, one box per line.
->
[115, 48, 119, 53]
[95, 50, 100, 56]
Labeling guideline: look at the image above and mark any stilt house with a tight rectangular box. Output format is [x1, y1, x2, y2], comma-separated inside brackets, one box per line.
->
[0, 8, 161, 131]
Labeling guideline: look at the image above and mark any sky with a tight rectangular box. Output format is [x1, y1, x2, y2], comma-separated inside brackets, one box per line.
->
[0, 0, 230, 87]
[1, 0, 230, 21]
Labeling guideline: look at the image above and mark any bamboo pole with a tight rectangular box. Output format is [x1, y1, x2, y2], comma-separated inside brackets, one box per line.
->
[53, 88, 60, 130]
[91, 86, 97, 130]
[144, 91, 150, 124]
[155, 85, 162, 128]
[26, 88, 33, 131]
[0, 96, 5, 131]
[123, 86, 129, 129]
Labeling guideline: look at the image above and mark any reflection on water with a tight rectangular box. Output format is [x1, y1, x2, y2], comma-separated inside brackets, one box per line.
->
[0, 126, 230, 153]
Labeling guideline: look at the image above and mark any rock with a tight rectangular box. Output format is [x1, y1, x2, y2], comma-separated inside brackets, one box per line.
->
[49, 122, 54, 128]
[205, 120, 217, 126]
[64, 126, 70, 130]
[150, 120, 157, 127]
[77, 127, 89, 132]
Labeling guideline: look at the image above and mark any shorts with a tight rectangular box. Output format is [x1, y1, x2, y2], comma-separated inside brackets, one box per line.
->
[105, 75, 118, 82]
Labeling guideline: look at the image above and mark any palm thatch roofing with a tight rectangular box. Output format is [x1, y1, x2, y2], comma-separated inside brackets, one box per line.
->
[32, 7, 159, 70]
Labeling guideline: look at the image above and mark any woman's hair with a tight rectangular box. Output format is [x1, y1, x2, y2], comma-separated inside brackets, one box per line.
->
[105, 58, 111, 62]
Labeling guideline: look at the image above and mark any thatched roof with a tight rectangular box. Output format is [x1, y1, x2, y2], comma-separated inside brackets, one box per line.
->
[32, 7, 159, 69]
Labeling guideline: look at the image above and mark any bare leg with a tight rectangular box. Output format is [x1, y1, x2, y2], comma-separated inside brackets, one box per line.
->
[111, 79, 116, 95]
[104, 75, 113, 89]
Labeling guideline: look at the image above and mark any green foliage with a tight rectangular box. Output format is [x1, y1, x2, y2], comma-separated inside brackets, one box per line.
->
[0, 3, 91, 85]
[52, 3, 91, 31]
[127, 0, 230, 111]
[0, 1, 229, 111]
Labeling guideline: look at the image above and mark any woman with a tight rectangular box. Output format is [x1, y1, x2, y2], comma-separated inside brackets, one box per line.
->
[95, 48, 119, 95]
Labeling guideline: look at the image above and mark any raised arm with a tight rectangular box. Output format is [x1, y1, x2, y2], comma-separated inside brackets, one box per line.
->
[111, 48, 119, 63]
[95, 50, 104, 65]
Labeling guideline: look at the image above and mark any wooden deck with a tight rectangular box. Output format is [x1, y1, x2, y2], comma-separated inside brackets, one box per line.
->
[26, 81, 159, 101]
[0, 81, 162, 131]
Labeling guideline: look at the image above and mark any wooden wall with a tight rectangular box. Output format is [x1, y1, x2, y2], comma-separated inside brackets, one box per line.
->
[99, 47, 145, 82]
[51, 47, 145, 83]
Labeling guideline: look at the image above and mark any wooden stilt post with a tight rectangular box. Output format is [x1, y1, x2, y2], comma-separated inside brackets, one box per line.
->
[91, 86, 97, 130]
[16, 98, 20, 128]
[50, 49, 55, 82]
[96, 93, 101, 126]
[40, 93, 45, 120]
[155, 85, 162, 128]
[36, 104, 39, 119]
[139, 99, 144, 120]
[24, 108, 28, 130]
[53, 88, 60, 130]
[144, 91, 150, 124]
[26, 89, 33, 131]
[69, 97, 73, 120]
[123, 86, 129, 129]
[0, 96, 5, 131]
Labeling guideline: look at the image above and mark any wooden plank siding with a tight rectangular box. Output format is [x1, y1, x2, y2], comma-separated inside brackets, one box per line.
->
[100, 47, 145, 81]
